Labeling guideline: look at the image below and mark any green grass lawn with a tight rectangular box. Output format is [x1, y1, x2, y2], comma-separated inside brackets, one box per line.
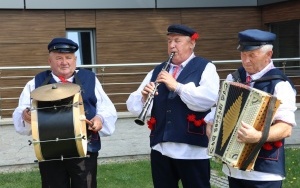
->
[0, 148, 299, 188]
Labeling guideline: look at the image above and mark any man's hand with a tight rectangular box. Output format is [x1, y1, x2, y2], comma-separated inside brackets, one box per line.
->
[156, 71, 178, 91]
[206, 122, 213, 139]
[141, 82, 157, 102]
[22, 108, 31, 124]
[237, 121, 262, 143]
[87, 115, 103, 132]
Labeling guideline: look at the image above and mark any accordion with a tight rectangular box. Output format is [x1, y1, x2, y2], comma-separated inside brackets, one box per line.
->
[208, 81, 280, 171]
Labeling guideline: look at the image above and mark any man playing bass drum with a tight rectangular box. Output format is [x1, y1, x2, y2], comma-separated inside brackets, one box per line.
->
[13, 37, 117, 188]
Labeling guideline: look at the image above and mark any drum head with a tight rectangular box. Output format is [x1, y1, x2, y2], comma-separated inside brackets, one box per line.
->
[31, 83, 81, 101]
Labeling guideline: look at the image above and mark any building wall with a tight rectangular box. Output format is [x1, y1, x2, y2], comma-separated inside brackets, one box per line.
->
[0, 1, 299, 117]
[0, 0, 287, 9]
[262, 0, 300, 23]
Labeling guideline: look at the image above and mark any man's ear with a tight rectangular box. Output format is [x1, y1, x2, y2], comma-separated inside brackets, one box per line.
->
[48, 56, 52, 65]
[190, 40, 196, 50]
[267, 50, 273, 57]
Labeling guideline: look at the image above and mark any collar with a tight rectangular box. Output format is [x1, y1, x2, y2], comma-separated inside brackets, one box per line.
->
[51, 70, 78, 83]
[171, 52, 195, 69]
[247, 60, 275, 81]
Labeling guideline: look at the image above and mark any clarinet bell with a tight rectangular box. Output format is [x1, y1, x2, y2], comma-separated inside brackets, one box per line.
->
[134, 118, 145, 126]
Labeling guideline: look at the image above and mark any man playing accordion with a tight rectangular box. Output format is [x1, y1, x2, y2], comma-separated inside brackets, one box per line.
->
[206, 29, 297, 188]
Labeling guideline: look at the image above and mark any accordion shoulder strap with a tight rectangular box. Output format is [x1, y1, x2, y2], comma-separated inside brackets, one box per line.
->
[231, 70, 242, 83]
[240, 96, 278, 171]
[231, 68, 286, 84]
[252, 75, 286, 83]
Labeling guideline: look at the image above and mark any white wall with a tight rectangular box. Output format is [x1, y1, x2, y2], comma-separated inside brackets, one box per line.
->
[156, 0, 257, 8]
[25, 0, 155, 9]
[0, 0, 289, 9]
[0, 0, 24, 9]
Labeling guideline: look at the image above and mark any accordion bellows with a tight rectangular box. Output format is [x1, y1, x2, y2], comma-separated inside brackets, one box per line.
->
[208, 81, 280, 171]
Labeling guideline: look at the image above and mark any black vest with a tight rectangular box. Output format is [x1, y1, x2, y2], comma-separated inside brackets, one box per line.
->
[149, 57, 211, 147]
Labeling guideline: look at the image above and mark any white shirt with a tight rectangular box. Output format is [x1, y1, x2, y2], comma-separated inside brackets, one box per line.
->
[12, 70, 117, 137]
[207, 61, 297, 181]
[126, 53, 220, 159]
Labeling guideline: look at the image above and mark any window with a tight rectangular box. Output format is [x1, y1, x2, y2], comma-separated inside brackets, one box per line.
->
[270, 20, 300, 74]
[66, 30, 96, 71]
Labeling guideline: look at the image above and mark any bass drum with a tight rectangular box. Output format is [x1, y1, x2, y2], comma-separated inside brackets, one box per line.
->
[31, 92, 87, 162]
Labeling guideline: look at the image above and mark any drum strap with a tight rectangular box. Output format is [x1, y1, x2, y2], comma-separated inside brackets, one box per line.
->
[74, 72, 84, 93]
[41, 74, 53, 86]
[240, 96, 278, 171]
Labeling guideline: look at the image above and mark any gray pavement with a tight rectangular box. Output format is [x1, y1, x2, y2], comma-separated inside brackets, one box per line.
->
[0, 110, 299, 187]
[0, 113, 151, 172]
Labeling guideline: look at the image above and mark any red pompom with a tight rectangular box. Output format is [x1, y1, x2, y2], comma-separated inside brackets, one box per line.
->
[148, 123, 153, 130]
[147, 117, 156, 130]
[187, 114, 196, 122]
[273, 141, 283, 148]
[262, 142, 273, 151]
[191, 33, 199, 40]
[194, 120, 202, 127]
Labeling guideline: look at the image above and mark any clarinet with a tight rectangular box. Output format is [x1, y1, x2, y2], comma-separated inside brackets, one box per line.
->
[134, 52, 175, 126]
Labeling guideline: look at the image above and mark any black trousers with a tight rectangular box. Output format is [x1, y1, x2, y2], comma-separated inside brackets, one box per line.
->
[39, 152, 98, 188]
[228, 177, 282, 188]
[150, 149, 211, 188]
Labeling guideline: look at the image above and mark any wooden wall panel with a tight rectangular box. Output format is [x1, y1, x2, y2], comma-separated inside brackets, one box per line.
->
[182, 8, 262, 40]
[0, 4, 299, 117]
[0, 10, 67, 118]
[96, 9, 180, 43]
[197, 38, 240, 60]
[98, 41, 167, 64]
[66, 10, 96, 28]
[262, 1, 300, 24]
[96, 9, 181, 63]
[181, 8, 261, 60]
[0, 10, 65, 44]
[0, 44, 49, 66]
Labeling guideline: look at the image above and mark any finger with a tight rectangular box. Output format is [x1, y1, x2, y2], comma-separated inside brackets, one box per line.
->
[85, 119, 94, 126]
[241, 121, 250, 129]
[85, 119, 98, 132]
[236, 136, 243, 143]
[144, 86, 153, 93]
